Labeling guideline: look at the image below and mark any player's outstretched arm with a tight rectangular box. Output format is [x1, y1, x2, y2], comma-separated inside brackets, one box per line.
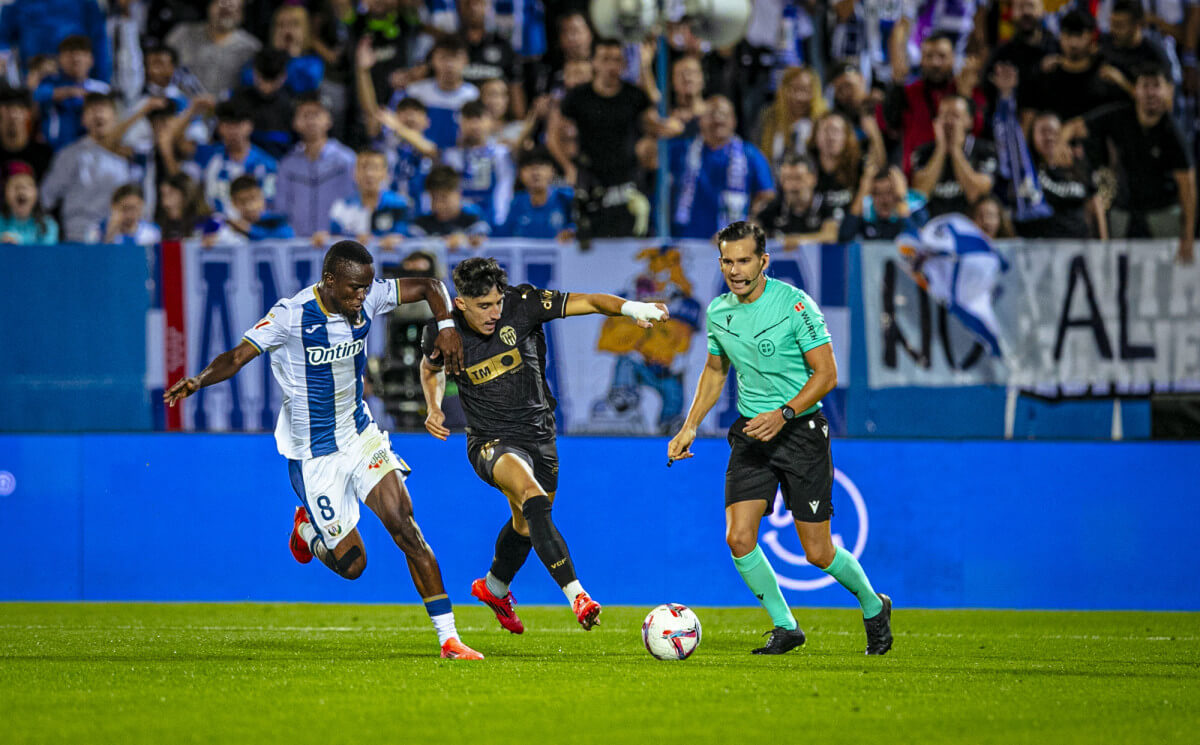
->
[398, 277, 464, 375]
[667, 352, 730, 462]
[419, 357, 450, 441]
[163, 340, 260, 406]
[564, 293, 669, 328]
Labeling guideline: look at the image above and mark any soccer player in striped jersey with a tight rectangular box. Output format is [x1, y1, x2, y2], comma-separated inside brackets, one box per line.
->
[164, 241, 484, 660]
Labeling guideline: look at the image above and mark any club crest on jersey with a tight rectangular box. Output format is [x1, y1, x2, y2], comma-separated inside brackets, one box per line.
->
[306, 339, 364, 365]
[499, 325, 517, 346]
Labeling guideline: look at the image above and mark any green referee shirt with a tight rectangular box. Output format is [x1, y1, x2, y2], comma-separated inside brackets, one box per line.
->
[706, 277, 832, 418]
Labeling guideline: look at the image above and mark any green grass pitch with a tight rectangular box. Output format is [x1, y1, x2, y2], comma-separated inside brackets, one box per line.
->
[2, 603, 1197, 744]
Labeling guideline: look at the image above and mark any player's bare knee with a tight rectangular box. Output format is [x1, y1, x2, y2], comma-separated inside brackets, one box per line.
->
[802, 541, 836, 569]
[726, 529, 757, 558]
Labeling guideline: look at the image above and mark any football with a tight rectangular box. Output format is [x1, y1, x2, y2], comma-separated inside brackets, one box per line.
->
[642, 603, 702, 660]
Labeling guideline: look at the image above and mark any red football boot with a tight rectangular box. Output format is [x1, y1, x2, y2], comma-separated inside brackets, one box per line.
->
[440, 638, 484, 660]
[572, 592, 601, 630]
[289, 507, 313, 564]
[471, 578, 525, 634]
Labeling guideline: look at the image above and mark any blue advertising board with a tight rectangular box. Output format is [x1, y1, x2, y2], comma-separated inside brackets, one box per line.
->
[1, 434, 1196, 610]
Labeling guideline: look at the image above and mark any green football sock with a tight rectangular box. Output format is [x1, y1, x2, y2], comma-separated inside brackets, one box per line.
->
[732, 546, 797, 630]
[823, 547, 883, 618]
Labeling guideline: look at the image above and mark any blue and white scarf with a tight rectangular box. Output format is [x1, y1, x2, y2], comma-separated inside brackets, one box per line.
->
[674, 136, 748, 227]
[993, 95, 1052, 222]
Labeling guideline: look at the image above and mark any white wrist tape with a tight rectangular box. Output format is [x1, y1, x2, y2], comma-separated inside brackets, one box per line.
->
[436, 318, 456, 331]
[620, 300, 665, 322]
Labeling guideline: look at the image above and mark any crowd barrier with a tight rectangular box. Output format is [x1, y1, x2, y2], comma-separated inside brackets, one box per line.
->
[1, 432, 1196, 610]
[2, 238, 1197, 438]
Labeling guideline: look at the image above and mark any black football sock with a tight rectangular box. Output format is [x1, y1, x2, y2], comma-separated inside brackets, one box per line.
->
[485, 520, 533, 596]
[520, 495, 578, 588]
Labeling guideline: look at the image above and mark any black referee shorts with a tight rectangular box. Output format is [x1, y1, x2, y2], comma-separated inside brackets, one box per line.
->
[725, 411, 834, 522]
[467, 435, 560, 495]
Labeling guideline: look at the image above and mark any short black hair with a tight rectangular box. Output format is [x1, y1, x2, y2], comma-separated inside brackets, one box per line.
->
[518, 146, 555, 169]
[323, 240, 374, 277]
[216, 100, 252, 123]
[938, 92, 975, 117]
[432, 35, 468, 56]
[58, 34, 92, 54]
[425, 165, 461, 193]
[111, 183, 144, 205]
[293, 91, 326, 110]
[1133, 61, 1169, 83]
[253, 48, 290, 80]
[0, 87, 33, 109]
[230, 174, 261, 197]
[143, 41, 179, 65]
[452, 257, 508, 298]
[82, 91, 116, 111]
[922, 30, 957, 48]
[355, 146, 388, 163]
[592, 37, 623, 56]
[461, 100, 489, 119]
[780, 153, 816, 172]
[1059, 9, 1097, 34]
[715, 221, 766, 256]
[395, 97, 427, 114]
[1111, 0, 1144, 21]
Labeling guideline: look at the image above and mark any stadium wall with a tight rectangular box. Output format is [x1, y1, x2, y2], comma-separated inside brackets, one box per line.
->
[2, 433, 1196, 610]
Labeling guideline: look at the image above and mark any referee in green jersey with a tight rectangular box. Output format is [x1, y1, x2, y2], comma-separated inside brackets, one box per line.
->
[667, 221, 893, 655]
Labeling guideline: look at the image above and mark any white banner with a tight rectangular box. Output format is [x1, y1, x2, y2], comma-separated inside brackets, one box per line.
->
[177, 238, 844, 434]
[863, 239, 1200, 395]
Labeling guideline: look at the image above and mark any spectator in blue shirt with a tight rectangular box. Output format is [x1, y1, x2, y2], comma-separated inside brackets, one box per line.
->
[496, 147, 575, 240]
[408, 165, 490, 249]
[0, 0, 112, 84]
[838, 162, 928, 243]
[277, 93, 356, 237]
[34, 35, 111, 151]
[188, 100, 278, 220]
[226, 174, 294, 241]
[443, 100, 515, 227]
[238, 4, 324, 97]
[668, 95, 775, 239]
[0, 162, 58, 245]
[92, 182, 161, 246]
[123, 43, 208, 154]
[318, 149, 410, 251]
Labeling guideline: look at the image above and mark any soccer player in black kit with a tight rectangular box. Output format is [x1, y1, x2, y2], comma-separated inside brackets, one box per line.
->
[420, 257, 668, 632]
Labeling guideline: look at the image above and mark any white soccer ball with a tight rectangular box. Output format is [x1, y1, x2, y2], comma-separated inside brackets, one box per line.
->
[642, 603, 702, 661]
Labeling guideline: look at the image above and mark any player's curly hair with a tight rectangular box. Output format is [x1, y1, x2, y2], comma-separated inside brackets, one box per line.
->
[453, 257, 508, 298]
[323, 240, 373, 278]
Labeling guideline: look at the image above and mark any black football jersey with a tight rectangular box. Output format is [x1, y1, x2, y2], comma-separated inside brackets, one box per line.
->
[423, 284, 568, 440]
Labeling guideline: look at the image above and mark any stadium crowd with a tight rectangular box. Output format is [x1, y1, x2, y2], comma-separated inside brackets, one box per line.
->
[0, 0, 1194, 259]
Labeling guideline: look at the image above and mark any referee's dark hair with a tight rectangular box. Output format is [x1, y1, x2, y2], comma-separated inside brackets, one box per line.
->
[453, 257, 509, 298]
[715, 221, 767, 256]
[323, 240, 374, 278]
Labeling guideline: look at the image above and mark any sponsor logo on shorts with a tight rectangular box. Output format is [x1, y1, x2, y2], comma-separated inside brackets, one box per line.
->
[367, 449, 389, 470]
[500, 325, 517, 346]
[809, 500, 820, 514]
[306, 339, 364, 365]
[481, 440, 497, 461]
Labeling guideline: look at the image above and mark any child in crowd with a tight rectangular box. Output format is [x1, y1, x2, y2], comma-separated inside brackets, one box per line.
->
[34, 35, 111, 150]
[319, 149, 410, 250]
[407, 165, 490, 249]
[94, 183, 161, 246]
[495, 147, 574, 240]
[0, 161, 58, 244]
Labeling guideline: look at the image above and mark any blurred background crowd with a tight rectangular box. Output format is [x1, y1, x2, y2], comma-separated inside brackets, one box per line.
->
[0, 0, 1194, 258]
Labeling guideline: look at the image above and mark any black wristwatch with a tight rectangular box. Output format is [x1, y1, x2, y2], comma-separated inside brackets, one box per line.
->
[779, 404, 796, 421]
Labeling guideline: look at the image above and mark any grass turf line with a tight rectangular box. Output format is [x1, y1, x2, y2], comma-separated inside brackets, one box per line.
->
[1, 603, 1197, 745]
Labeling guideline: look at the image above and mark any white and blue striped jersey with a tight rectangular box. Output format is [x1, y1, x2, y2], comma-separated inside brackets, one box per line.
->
[393, 78, 479, 150]
[242, 278, 401, 460]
